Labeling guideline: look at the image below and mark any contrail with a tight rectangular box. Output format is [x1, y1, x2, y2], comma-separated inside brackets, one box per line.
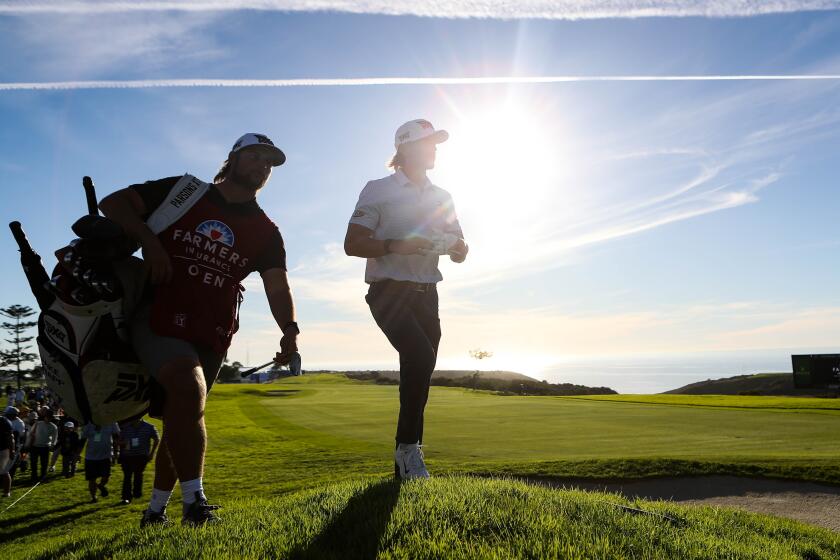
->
[1, 0, 839, 19]
[2, 75, 840, 91]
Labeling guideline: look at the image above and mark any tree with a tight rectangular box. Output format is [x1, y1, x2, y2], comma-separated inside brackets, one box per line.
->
[0, 304, 39, 389]
[218, 360, 244, 383]
[468, 348, 493, 390]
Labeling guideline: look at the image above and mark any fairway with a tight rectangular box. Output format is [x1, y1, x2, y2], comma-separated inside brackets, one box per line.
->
[255, 375, 840, 471]
[3, 374, 840, 558]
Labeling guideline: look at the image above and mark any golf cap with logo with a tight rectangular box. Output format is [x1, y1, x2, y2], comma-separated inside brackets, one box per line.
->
[3, 406, 18, 416]
[231, 133, 286, 166]
[64, 421, 74, 428]
[394, 119, 449, 148]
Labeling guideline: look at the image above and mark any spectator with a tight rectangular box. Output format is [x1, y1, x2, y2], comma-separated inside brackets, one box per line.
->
[17, 410, 38, 474]
[52, 422, 82, 478]
[4, 407, 25, 483]
[118, 418, 160, 504]
[80, 422, 120, 503]
[0, 412, 15, 498]
[26, 407, 57, 482]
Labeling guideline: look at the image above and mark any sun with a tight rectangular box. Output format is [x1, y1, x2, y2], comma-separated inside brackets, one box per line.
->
[434, 102, 565, 259]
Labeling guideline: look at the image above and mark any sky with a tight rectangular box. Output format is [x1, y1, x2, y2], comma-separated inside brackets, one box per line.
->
[1, 1, 839, 392]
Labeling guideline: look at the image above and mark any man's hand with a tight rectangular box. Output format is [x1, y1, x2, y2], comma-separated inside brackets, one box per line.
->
[142, 239, 173, 285]
[390, 237, 434, 256]
[448, 238, 468, 263]
[275, 332, 299, 365]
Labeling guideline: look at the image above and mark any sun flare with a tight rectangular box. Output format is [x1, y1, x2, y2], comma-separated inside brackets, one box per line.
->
[435, 103, 567, 261]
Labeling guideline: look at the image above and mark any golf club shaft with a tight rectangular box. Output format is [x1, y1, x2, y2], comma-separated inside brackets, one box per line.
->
[240, 360, 276, 377]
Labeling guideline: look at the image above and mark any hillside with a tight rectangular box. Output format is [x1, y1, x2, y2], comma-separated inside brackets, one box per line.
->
[4, 376, 840, 557]
[664, 372, 838, 396]
[13, 477, 840, 560]
[343, 369, 617, 395]
[333, 369, 537, 382]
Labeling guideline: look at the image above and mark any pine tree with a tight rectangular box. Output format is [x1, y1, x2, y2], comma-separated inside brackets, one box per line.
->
[0, 304, 39, 389]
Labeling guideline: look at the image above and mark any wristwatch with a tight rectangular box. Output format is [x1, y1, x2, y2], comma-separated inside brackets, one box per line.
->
[282, 321, 300, 335]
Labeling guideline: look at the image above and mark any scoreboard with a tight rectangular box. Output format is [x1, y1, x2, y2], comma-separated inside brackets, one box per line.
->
[792, 354, 840, 389]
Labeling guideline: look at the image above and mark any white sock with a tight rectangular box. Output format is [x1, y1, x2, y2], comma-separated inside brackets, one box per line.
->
[180, 478, 205, 505]
[149, 488, 172, 513]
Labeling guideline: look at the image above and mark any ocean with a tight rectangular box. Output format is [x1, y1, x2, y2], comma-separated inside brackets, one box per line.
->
[538, 347, 838, 394]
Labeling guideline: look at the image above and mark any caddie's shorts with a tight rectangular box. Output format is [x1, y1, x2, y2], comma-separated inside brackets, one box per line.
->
[129, 300, 224, 393]
[114, 258, 224, 392]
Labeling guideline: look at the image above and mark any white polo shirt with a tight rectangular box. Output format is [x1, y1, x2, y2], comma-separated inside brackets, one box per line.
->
[349, 170, 463, 284]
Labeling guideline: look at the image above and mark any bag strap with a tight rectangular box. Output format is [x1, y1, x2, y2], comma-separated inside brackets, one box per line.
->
[146, 174, 210, 234]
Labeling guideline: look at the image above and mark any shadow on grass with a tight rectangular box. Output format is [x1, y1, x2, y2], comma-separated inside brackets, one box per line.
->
[1, 499, 92, 530]
[265, 390, 301, 398]
[235, 388, 301, 398]
[292, 479, 401, 560]
[1, 506, 100, 546]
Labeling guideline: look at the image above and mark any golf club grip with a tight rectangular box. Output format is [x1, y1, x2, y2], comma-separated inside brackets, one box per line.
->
[9, 221, 33, 254]
[82, 176, 99, 215]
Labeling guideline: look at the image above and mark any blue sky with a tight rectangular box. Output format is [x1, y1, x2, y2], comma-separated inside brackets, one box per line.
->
[1, 2, 839, 391]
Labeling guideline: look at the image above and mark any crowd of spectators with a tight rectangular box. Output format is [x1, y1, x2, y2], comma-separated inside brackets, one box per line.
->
[1, 384, 159, 505]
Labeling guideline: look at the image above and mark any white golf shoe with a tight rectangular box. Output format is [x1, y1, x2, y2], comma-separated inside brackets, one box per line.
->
[394, 443, 430, 480]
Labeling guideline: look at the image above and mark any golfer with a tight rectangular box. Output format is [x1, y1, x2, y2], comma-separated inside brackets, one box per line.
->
[344, 119, 468, 479]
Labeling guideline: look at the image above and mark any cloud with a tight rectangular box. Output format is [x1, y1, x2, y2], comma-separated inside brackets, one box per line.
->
[1, 11, 225, 79]
[228, 299, 840, 375]
[2, 0, 840, 19]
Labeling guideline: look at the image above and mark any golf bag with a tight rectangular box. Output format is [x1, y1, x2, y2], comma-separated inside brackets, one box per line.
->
[10, 177, 150, 425]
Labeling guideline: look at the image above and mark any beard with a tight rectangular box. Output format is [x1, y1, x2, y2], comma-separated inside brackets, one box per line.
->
[230, 166, 268, 191]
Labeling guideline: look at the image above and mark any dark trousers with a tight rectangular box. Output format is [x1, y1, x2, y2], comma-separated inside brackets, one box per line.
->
[30, 447, 49, 481]
[120, 455, 148, 500]
[61, 452, 77, 477]
[367, 281, 441, 445]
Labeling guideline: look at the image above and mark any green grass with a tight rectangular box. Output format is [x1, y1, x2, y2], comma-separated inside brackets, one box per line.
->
[565, 393, 840, 412]
[2, 374, 840, 558]
[12, 477, 840, 560]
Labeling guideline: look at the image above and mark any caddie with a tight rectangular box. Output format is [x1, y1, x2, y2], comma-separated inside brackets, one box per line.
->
[100, 133, 299, 526]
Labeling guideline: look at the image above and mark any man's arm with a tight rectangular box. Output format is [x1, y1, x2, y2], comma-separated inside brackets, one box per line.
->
[111, 431, 120, 464]
[99, 188, 172, 285]
[148, 430, 159, 460]
[344, 224, 433, 257]
[261, 268, 299, 365]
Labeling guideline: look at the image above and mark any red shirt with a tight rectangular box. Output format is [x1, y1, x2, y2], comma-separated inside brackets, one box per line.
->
[149, 189, 277, 354]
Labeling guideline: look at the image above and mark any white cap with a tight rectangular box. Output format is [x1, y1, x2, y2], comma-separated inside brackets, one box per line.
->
[64, 421, 75, 428]
[394, 119, 449, 148]
[231, 133, 286, 166]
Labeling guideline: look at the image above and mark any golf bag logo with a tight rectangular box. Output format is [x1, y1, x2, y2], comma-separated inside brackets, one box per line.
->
[196, 220, 235, 247]
[104, 372, 152, 404]
[37, 309, 151, 425]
